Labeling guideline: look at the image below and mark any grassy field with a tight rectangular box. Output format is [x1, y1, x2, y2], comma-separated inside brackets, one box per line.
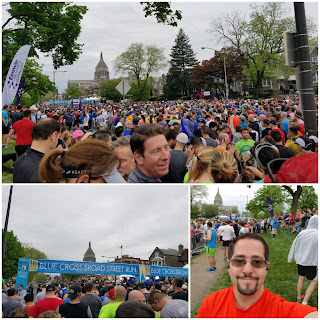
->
[191, 229, 318, 317]
[2, 139, 16, 183]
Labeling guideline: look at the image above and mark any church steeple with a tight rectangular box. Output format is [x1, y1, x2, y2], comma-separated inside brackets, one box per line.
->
[214, 188, 223, 207]
[83, 241, 96, 262]
[94, 52, 109, 82]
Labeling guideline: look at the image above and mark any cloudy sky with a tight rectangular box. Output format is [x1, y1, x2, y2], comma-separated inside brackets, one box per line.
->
[2, 185, 189, 263]
[2, 1, 318, 94]
[200, 184, 318, 213]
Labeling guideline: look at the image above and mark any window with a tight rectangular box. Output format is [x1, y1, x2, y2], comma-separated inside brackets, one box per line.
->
[262, 79, 271, 87]
[311, 56, 318, 64]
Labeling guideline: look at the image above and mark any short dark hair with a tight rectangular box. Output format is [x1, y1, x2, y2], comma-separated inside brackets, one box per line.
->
[228, 233, 269, 261]
[115, 126, 124, 137]
[130, 124, 165, 156]
[164, 128, 178, 142]
[201, 125, 210, 134]
[115, 301, 155, 318]
[84, 282, 94, 293]
[241, 127, 249, 133]
[7, 288, 16, 297]
[270, 130, 282, 143]
[207, 221, 212, 228]
[138, 283, 146, 289]
[172, 278, 183, 288]
[289, 126, 299, 135]
[148, 291, 165, 305]
[23, 110, 31, 118]
[92, 130, 111, 142]
[32, 118, 60, 141]
[24, 293, 34, 303]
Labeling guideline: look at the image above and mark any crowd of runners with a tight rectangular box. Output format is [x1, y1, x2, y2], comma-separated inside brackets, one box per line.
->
[2, 96, 318, 183]
[2, 277, 188, 318]
[191, 209, 318, 317]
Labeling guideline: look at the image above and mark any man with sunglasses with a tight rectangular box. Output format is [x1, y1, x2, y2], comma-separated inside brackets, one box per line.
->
[197, 233, 318, 318]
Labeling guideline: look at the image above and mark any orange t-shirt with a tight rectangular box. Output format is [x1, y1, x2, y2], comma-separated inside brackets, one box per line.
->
[197, 286, 317, 318]
[215, 145, 227, 152]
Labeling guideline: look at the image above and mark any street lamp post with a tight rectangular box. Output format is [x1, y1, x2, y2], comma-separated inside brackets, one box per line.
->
[53, 70, 67, 106]
[201, 47, 228, 100]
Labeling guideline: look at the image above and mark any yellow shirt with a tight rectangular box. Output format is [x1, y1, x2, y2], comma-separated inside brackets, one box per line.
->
[285, 137, 301, 156]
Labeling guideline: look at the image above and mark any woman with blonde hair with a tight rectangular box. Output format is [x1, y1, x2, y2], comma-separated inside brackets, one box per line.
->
[39, 139, 126, 183]
[186, 147, 217, 183]
[211, 151, 238, 183]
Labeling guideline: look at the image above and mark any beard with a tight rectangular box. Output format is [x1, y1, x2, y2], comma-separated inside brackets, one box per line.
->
[236, 275, 259, 295]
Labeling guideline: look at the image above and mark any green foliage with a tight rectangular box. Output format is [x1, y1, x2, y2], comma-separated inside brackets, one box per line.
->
[2, 2, 88, 71]
[114, 43, 166, 99]
[99, 80, 122, 102]
[298, 186, 318, 211]
[201, 204, 219, 218]
[190, 185, 208, 205]
[64, 86, 83, 99]
[180, 96, 191, 100]
[2, 230, 24, 280]
[140, 2, 182, 27]
[29, 273, 48, 283]
[165, 29, 197, 99]
[246, 186, 288, 218]
[22, 243, 47, 260]
[191, 205, 200, 219]
[128, 80, 154, 101]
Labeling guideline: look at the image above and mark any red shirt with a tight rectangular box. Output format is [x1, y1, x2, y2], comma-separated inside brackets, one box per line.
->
[33, 297, 64, 317]
[12, 119, 34, 146]
[289, 214, 294, 223]
[197, 286, 317, 318]
[269, 128, 286, 145]
[25, 305, 37, 318]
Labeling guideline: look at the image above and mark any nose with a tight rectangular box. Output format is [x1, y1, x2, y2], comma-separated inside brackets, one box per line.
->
[241, 260, 254, 274]
[161, 148, 170, 160]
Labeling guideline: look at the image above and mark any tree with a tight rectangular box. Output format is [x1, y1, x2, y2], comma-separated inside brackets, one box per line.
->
[201, 204, 219, 218]
[246, 186, 288, 218]
[140, 2, 182, 27]
[99, 80, 123, 102]
[2, 2, 88, 72]
[114, 43, 167, 101]
[190, 185, 208, 205]
[2, 230, 24, 280]
[64, 86, 83, 100]
[210, 3, 316, 98]
[191, 205, 200, 219]
[15, 59, 55, 107]
[22, 243, 47, 260]
[283, 185, 318, 216]
[127, 80, 154, 101]
[165, 29, 197, 99]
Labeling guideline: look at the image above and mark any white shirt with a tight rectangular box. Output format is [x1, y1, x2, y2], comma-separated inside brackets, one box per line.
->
[220, 225, 234, 241]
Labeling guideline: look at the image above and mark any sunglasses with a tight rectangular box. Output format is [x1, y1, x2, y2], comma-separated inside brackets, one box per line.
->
[229, 258, 268, 268]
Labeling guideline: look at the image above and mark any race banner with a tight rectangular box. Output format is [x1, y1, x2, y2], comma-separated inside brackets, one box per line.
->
[16, 258, 188, 289]
[15, 78, 26, 106]
[266, 197, 274, 218]
[2, 45, 31, 107]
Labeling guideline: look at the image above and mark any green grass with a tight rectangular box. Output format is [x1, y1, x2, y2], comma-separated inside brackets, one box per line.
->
[2, 139, 15, 183]
[191, 230, 318, 317]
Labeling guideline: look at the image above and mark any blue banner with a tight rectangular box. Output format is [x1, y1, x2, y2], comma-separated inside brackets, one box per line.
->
[16, 258, 188, 288]
[267, 197, 274, 218]
[15, 78, 25, 106]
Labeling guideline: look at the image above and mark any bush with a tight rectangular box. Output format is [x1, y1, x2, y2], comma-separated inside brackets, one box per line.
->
[180, 96, 191, 100]
[243, 95, 254, 99]
[314, 86, 318, 96]
[259, 88, 275, 99]
[149, 96, 157, 101]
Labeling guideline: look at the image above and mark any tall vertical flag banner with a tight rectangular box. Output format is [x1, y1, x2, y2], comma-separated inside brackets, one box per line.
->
[266, 197, 274, 218]
[15, 78, 26, 106]
[2, 45, 31, 107]
[79, 98, 82, 111]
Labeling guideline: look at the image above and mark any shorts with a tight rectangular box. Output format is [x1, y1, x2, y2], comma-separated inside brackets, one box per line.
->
[296, 218, 300, 222]
[206, 247, 216, 257]
[223, 240, 231, 247]
[2, 126, 9, 134]
[297, 265, 318, 281]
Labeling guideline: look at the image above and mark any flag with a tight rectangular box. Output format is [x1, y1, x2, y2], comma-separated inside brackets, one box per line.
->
[79, 98, 82, 111]
[15, 78, 26, 106]
[71, 99, 74, 109]
[266, 197, 274, 218]
[3, 45, 31, 107]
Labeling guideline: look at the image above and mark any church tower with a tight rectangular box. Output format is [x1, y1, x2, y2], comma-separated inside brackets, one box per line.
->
[94, 52, 109, 83]
[83, 241, 96, 262]
[214, 188, 223, 207]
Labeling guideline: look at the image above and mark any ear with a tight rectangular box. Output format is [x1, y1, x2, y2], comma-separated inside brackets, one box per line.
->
[76, 174, 90, 183]
[227, 259, 230, 269]
[266, 262, 270, 271]
[134, 152, 144, 166]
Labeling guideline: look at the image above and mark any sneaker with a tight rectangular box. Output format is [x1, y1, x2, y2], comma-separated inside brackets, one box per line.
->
[206, 268, 216, 272]
[297, 295, 305, 303]
[212, 267, 216, 271]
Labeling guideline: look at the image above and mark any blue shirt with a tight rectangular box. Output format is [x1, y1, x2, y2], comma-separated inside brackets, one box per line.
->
[281, 119, 290, 135]
[2, 110, 8, 126]
[207, 228, 217, 248]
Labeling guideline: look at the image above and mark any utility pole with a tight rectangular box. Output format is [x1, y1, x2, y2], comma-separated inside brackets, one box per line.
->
[2, 185, 13, 264]
[294, 2, 317, 136]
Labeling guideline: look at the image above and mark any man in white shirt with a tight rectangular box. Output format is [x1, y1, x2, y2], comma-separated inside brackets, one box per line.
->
[218, 220, 236, 260]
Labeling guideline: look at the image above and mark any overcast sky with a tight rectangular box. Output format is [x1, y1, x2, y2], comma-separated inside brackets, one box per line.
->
[2, 1, 318, 94]
[2, 185, 189, 263]
[201, 184, 318, 213]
